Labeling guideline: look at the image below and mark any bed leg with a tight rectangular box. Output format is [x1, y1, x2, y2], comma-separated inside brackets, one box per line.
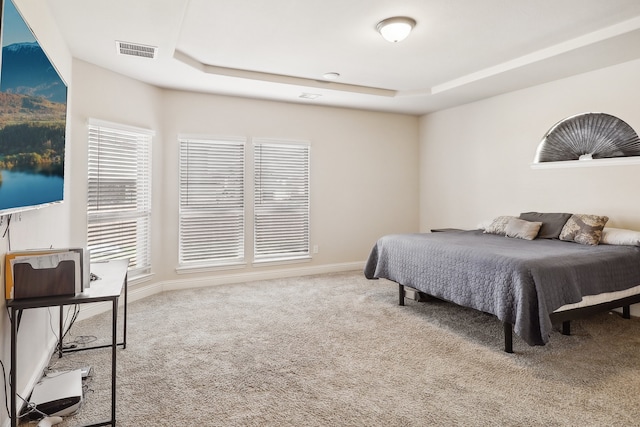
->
[398, 284, 405, 306]
[623, 305, 631, 319]
[562, 321, 571, 335]
[503, 322, 513, 354]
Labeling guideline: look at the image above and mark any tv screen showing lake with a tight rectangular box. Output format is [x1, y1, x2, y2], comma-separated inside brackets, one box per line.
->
[0, 0, 68, 215]
[0, 169, 64, 210]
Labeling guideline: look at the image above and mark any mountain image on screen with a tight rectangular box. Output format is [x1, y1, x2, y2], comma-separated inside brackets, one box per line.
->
[0, 36, 67, 212]
[1, 42, 67, 103]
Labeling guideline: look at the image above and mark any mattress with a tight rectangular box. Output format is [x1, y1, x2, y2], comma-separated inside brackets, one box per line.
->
[554, 284, 640, 312]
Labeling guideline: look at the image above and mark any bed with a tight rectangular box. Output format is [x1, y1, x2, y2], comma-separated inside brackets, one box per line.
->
[363, 217, 640, 353]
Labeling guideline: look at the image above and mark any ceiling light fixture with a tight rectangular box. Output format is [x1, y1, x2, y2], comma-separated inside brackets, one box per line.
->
[299, 93, 321, 100]
[323, 72, 340, 80]
[376, 16, 416, 43]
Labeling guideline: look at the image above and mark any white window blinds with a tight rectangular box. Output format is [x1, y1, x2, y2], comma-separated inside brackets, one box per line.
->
[87, 120, 153, 277]
[179, 138, 245, 266]
[254, 140, 310, 262]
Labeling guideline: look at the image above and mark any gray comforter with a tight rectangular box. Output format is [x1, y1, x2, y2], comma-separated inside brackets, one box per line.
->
[364, 230, 640, 345]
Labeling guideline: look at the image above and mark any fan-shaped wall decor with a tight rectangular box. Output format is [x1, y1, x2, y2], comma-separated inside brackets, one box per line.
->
[533, 113, 640, 167]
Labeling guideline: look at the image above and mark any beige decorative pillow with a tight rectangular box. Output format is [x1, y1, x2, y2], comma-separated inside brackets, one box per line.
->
[559, 214, 609, 245]
[505, 218, 543, 240]
[483, 216, 517, 236]
[600, 227, 640, 246]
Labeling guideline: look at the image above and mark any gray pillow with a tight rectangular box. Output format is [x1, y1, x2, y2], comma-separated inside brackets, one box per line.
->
[518, 212, 572, 239]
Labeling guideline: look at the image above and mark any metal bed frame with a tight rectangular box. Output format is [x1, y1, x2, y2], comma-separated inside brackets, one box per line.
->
[398, 283, 640, 353]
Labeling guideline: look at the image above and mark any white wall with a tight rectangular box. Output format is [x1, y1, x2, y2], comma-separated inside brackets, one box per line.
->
[0, 1, 73, 425]
[159, 89, 420, 284]
[67, 60, 165, 262]
[419, 58, 640, 231]
[419, 59, 640, 317]
[69, 61, 419, 288]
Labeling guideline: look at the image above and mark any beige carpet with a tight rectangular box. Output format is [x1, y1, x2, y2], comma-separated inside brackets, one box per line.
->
[28, 271, 640, 426]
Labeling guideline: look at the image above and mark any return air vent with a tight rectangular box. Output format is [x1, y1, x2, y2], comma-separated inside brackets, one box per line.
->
[116, 41, 157, 59]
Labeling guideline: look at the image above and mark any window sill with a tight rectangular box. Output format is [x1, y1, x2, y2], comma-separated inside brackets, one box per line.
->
[175, 261, 247, 275]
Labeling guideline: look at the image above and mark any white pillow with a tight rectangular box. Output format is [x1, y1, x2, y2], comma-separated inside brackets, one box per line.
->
[600, 227, 640, 246]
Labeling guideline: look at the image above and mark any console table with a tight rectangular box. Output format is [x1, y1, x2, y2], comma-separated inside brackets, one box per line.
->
[7, 259, 129, 427]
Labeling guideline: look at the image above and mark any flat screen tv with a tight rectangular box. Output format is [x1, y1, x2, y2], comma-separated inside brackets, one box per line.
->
[0, 0, 67, 216]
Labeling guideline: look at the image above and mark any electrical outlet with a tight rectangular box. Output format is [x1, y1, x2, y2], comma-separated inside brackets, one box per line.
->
[313, 245, 319, 254]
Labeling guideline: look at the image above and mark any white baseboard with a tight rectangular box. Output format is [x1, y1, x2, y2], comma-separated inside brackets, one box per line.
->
[76, 261, 364, 321]
[162, 260, 364, 291]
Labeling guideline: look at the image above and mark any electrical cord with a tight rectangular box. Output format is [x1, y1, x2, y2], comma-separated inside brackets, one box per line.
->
[16, 392, 48, 420]
[0, 359, 9, 418]
[0, 361, 48, 421]
[2, 214, 12, 320]
[46, 305, 78, 343]
[1, 287, 11, 418]
[1, 213, 10, 238]
[69, 335, 97, 346]
[47, 307, 61, 345]
[1, 214, 11, 250]
[62, 305, 80, 341]
[60, 307, 98, 348]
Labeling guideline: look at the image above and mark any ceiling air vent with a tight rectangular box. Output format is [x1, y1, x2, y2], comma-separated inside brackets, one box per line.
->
[116, 41, 157, 59]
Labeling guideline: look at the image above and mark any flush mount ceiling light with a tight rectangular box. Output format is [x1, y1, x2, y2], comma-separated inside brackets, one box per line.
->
[299, 92, 322, 100]
[376, 16, 416, 43]
[322, 72, 340, 80]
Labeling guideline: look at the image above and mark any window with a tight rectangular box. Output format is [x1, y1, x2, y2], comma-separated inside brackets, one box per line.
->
[87, 120, 153, 277]
[179, 138, 245, 267]
[253, 140, 310, 262]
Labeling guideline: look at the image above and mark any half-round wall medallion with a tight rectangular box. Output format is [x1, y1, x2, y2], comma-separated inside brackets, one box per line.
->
[534, 113, 640, 164]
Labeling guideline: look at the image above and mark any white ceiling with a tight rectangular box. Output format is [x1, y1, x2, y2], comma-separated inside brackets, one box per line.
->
[46, 0, 640, 115]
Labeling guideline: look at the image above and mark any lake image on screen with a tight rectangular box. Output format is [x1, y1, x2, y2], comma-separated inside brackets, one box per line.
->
[0, 169, 63, 210]
[0, 0, 67, 212]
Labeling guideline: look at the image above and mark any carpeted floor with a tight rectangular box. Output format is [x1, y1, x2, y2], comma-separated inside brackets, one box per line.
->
[26, 271, 640, 426]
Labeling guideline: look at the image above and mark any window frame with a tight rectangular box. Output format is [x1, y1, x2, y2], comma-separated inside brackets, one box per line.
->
[253, 138, 311, 264]
[177, 136, 247, 269]
[87, 119, 153, 278]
